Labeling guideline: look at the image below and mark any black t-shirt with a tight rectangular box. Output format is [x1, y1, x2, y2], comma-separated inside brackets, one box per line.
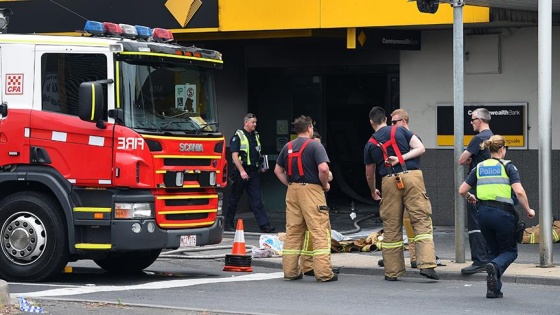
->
[363, 125, 420, 176]
[467, 129, 493, 171]
[276, 137, 330, 184]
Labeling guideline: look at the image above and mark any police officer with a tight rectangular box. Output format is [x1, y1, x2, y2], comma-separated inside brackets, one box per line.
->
[224, 113, 275, 233]
[459, 135, 535, 298]
[458, 108, 493, 274]
[274, 116, 337, 282]
[364, 106, 438, 281]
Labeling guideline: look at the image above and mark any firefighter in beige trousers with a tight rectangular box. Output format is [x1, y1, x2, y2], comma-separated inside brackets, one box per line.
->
[299, 132, 333, 276]
[274, 115, 337, 282]
[364, 106, 438, 281]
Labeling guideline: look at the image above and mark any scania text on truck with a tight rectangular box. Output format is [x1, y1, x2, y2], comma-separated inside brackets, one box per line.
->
[0, 20, 227, 282]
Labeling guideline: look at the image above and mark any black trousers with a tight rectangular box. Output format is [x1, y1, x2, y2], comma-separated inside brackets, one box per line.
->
[224, 168, 269, 228]
[467, 202, 488, 265]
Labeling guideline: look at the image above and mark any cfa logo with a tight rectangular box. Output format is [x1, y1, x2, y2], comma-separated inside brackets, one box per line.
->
[6, 74, 24, 95]
[179, 143, 203, 152]
[117, 137, 145, 150]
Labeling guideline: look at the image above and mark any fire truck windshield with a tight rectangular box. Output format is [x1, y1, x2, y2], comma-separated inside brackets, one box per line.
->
[119, 59, 219, 134]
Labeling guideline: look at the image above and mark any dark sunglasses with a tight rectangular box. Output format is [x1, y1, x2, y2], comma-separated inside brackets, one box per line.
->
[471, 118, 481, 122]
[391, 119, 403, 125]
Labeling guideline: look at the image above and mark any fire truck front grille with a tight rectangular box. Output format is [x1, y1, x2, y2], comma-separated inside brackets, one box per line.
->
[164, 158, 212, 167]
[155, 192, 219, 229]
[165, 198, 207, 206]
[165, 213, 209, 220]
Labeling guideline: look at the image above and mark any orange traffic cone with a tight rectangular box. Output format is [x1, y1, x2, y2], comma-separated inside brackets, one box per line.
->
[223, 219, 253, 272]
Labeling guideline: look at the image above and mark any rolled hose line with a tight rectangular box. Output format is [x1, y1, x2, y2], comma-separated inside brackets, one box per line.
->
[337, 213, 379, 235]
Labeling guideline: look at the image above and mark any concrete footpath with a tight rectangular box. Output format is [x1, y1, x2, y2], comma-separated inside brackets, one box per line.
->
[241, 210, 560, 287]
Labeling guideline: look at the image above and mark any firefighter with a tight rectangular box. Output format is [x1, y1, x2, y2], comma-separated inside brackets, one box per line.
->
[459, 135, 535, 298]
[274, 116, 337, 282]
[364, 106, 438, 281]
[224, 113, 275, 233]
[300, 131, 336, 277]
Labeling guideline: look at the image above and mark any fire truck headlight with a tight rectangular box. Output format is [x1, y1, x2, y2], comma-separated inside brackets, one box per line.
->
[131, 223, 142, 233]
[115, 203, 153, 219]
[147, 222, 156, 233]
[209, 172, 216, 186]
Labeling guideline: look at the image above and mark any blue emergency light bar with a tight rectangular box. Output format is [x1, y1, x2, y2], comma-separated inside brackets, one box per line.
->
[83, 20, 105, 35]
[83, 20, 172, 42]
[134, 25, 152, 39]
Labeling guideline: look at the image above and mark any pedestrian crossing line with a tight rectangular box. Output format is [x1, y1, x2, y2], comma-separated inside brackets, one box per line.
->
[14, 272, 284, 298]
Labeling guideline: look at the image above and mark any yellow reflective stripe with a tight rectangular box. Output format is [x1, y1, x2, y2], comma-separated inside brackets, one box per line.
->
[553, 230, 559, 242]
[90, 83, 96, 120]
[414, 234, 434, 242]
[530, 234, 535, 243]
[75, 243, 111, 250]
[282, 249, 302, 255]
[115, 61, 121, 109]
[119, 51, 223, 64]
[303, 231, 311, 251]
[381, 241, 403, 249]
[284, 228, 331, 255]
[74, 207, 111, 212]
[312, 248, 331, 255]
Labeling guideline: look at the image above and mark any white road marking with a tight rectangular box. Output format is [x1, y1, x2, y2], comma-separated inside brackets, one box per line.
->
[13, 272, 284, 298]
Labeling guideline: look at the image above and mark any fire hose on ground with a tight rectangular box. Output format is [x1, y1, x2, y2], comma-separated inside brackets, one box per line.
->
[159, 244, 257, 259]
[158, 212, 379, 260]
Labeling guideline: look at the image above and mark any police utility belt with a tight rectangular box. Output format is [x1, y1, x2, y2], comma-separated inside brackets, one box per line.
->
[478, 200, 514, 212]
[243, 165, 259, 171]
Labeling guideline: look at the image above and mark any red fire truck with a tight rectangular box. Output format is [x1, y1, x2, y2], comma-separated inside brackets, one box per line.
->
[0, 21, 227, 281]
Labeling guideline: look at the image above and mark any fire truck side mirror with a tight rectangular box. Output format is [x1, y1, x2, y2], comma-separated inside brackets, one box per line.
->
[0, 102, 7, 117]
[79, 81, 104, 126]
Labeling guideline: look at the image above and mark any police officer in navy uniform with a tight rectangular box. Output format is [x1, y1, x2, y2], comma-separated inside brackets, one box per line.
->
[458, 108, 493, 274]
[459, 135, 535, 298]
[224, 113, 275, 233]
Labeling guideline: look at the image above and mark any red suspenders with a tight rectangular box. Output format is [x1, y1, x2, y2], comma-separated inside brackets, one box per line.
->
[368, 126, 408, 173]
[287, 139, 312, 178]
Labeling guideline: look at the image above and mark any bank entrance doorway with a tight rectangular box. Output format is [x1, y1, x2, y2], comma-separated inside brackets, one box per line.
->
[248, 66, 399, 212]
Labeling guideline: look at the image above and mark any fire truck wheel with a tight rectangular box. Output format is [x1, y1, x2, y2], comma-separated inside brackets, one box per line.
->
[94, 249, 162, 273]
[0, 191, 69, 282]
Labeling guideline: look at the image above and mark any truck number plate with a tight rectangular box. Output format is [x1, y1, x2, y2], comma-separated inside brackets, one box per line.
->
[180, 235, 197, 247]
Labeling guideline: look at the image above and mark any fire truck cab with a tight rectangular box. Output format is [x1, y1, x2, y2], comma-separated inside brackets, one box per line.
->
[0, 21, 227, 281]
